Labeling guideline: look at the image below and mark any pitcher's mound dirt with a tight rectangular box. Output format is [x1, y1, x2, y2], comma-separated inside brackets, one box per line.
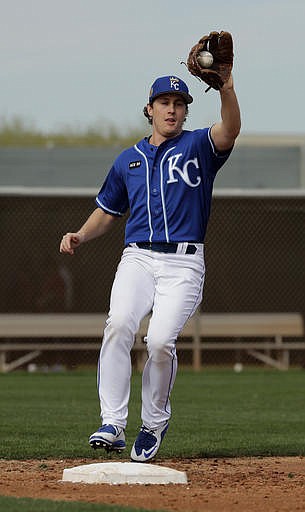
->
[0, 457, 304, 511]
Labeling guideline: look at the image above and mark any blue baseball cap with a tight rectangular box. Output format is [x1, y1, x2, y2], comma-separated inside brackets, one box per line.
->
[148, 76, 193, 105]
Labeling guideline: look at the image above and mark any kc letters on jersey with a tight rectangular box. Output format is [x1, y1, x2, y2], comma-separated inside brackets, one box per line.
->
[128, 152, 201, 188]
[166, 153, 201, 188]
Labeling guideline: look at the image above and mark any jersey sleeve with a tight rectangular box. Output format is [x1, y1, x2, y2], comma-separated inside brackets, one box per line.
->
[95, 163, 129, 217]
[194, 127, 233, 178]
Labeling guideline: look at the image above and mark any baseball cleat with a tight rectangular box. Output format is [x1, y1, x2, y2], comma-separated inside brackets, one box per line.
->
[89, 424, 126, 453]
[130, 422, 168, 462]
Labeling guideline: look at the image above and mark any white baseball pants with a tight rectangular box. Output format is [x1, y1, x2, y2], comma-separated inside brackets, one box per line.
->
[97, 244, 205, 430]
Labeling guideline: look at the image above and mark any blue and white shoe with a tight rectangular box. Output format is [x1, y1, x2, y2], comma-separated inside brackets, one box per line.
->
[89, 424, 126, 453]
[130, 422, 169, 462]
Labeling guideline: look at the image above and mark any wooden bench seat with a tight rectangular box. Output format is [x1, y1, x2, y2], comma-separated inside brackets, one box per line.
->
[0, 312, 304, 372]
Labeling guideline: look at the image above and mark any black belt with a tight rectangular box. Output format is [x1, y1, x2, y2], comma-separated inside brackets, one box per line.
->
[131, 242, 197, 254]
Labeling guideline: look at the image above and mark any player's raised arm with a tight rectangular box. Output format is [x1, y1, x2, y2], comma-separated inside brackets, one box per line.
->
[186, 30, 241, 151]
[60, 207, 117, 255]
[210, 74, 241, 151]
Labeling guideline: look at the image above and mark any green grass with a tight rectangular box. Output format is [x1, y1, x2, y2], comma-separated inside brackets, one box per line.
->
[172, 368, 305, 457]
[0, 368, 305, 460]
[0, 496, 165, 512]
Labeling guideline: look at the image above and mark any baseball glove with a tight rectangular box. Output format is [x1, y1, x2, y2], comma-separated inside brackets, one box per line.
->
[187, 31, 233, 91]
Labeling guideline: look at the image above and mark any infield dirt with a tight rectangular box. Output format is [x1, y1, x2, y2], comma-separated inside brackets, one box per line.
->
[0, 457, 304, 511]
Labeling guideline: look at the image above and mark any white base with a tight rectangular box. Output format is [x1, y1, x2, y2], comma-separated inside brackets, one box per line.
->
[62, 462, 187, 485]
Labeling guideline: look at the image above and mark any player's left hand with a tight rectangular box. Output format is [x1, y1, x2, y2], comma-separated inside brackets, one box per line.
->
[186, 31, 234, 92]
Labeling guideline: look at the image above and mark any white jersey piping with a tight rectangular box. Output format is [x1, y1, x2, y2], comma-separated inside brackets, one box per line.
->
[134, 144, 153, 242]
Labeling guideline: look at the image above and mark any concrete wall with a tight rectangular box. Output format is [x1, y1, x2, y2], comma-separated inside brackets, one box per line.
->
[1, 134, 305, 189]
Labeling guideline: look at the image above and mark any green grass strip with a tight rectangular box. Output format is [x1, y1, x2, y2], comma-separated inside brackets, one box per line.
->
[0, 368, 304, 459]
[0, 496, 165, 512]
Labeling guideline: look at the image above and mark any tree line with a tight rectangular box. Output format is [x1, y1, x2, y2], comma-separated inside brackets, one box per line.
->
[0, 116, 146, 147]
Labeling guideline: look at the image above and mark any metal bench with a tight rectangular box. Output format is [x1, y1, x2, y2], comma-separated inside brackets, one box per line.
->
[0, 312, 304, 372]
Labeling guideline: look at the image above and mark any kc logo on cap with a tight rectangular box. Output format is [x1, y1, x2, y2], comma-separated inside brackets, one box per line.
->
[169, 76, 180, 90]
[148, 76, 193, 105]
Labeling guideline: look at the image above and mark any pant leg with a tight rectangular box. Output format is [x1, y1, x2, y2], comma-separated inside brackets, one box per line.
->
[141, 248, 205, 428]
[98, 248, 155, 428]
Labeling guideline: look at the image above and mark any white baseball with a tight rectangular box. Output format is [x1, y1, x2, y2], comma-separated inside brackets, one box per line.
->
[233, 363, 243, 373]
[197, 50, 213, 68]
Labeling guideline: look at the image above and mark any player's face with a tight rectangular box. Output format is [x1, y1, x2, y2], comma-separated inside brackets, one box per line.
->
[148, 94, 187, 140]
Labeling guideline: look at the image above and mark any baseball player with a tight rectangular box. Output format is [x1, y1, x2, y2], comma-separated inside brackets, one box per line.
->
[60, 64, 240, 461]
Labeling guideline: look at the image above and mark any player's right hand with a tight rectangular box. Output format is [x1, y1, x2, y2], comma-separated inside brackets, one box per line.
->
[60, 232, 82, 255]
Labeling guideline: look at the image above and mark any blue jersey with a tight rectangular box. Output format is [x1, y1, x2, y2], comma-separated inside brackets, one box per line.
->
[95, 128, 232, 244]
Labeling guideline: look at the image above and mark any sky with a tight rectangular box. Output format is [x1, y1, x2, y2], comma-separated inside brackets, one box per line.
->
[1, 0, 305, 136]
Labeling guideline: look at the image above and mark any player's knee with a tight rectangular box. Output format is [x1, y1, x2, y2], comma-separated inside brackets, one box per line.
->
[146, 334, 176, 362]
[105, 311, 139, 339]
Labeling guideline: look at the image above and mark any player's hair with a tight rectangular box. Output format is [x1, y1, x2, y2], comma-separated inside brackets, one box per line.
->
[143, 105, 189, 125]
